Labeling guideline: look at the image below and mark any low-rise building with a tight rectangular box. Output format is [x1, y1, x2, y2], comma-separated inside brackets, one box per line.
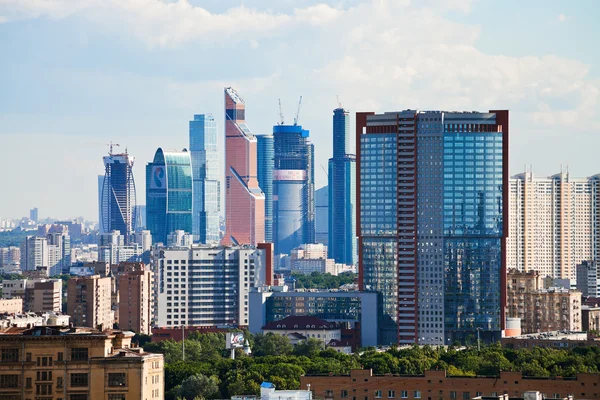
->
[0, 298, 23, 314]
[582, 306, 600, 333]
[262, 316, 341, 345]
[301, 369, 600, 400]
[0, 311, 69, 328]
[501, 331, 600, 349]
[577, 260, 600, 297]
[283, 244, 355, 276]
[1, 278, 62, 313]
[0, 325, 164, 400]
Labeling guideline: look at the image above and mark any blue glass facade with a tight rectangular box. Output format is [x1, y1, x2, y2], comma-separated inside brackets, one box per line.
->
[328, 108, 357, 266]
[272, 124, 315, 255]
[146, 148, 193, 244]
[257, 135, 274, 243]
[189, 114, 220, 243]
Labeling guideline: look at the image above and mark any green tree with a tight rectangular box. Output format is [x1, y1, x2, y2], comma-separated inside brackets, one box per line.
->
[293, 338, 324, 357]
[252, 333, 293, 357]
[178, 374, 219, 400]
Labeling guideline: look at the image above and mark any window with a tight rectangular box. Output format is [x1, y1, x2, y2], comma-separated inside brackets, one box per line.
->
[414, 391, 421, 399]
[36, 383, 52, 395]
[388, 390, 395, 398]
[450, 392, 457, 399]
[0, 375, 19, 388]
[70, 373, 89, 387]
[70, 395, 88, 400]
[325, 390, 334, 397]
[57, 377, 63, 388]
[401, 391, 408, 399]
[375, 390, 382, 398]
[26, 353, 32, 362]
[1, 349, 18, 362]
[58, 352, 63, 361]
[462, 392, 470, 399]
[71, 348, 88, 361]
[108, 395, 126, 400]
[36, 371, 52, 381]
[341, 390, 348, 398]
[108, 373, 127, 387]
[26, 377, 32, 388]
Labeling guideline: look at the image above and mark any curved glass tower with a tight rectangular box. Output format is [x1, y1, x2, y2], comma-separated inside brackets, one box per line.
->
[100, 149, 136, 243]
[146, 148, 193, 244]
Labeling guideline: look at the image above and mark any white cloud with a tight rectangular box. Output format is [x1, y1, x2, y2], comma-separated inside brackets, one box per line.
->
[558, 13, 567, 22]
[0, 15, 6, 23]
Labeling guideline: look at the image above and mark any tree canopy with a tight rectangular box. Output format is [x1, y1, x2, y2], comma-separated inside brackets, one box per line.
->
[291, 271, 356, 289]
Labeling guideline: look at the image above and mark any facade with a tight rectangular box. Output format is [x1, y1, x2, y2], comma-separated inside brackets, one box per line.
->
[167, 230, 192, 248]
[357, 110, 508, 345]
[67, 275, 113, 330]
[152, 244, 272, 328]
[507, 269, 581, 333]
[576, 260, 599, 297]
[501, 331, 596, 350]
[582, 306, 600, 332]
[100, 148, 137, 241]
[0, 246, 20, 272]
[328, 107, 357, 266]
[29, 207, 38, 223]
[134, 205, 146, 230]
[146, 148, 193, 244]
[287, 243, 355, 275]
[222, 87, 265, 246]
[20, 236, 48, 273]
[257, 134, 274, 243]
[1, 279, 62, 313]
[118, 267, 152, 334]
[273, 124, 315, 255]
[0, 326, 164, 400]
[315, 186, 329, 246]
[301, 369, 600, 400]
[0, 298, 23, 313]
[190, 114, 220, 243]
[46, 231, 71, 275]
[508, 169, 600, 280]
[249, 288, 378, 347]
[262, 315, 341, 344]
[0, 311, 70, 328]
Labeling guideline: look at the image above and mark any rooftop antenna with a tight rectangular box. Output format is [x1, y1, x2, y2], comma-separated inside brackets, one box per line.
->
[278, 99, 285, 125]
[294, 95, 303, 125]
[337, 95, 342, 109]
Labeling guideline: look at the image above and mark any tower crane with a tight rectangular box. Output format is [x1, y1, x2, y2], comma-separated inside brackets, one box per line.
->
[293, 96, 303, 125]
[278, 99, 285, 125]
[107, 142, 120, 155]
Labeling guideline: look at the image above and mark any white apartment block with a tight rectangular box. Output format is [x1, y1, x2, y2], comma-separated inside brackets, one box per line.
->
[152, 245, 270, 328]
[508, 169, 600, 280]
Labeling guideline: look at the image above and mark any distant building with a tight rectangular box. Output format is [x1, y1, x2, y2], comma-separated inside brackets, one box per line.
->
[508, 169, 600, 280]
[118, 266, 152, 334]
[146, 148, 193, 244]
[0, 246, 20, 273]
[262, 315, 341, 345]
[582, 305, 600, 332]
[167, 230, 192, 248]
[315, 186, 329, 246]
[29, 207, 38, 223]
[20, 236, 48, 273]
[0, 311, 69, 328]
[1, 278, 61, 313]
[501, 331, 596, 350]
[272, 123, 315, 256]
[133, 229, 152, 263]
[152, 244, 272, 328]
[257, 134, 274, 243]
[507, 269, 582, 333]
[67, 275, 113, 329]
[249, 288, 378, 347]
[0, 326, 164, 399]
[98, 230, 143, 264]
[46, 229, 71, 275]
[100, 147, 137, 242]
[190, 113, 220, 244]
[134, 205, 147, 230]
[222, 87, 265, 246]
[328, 107, 357, 266]
[251, 382, 312, 400]
[287, 243, 355, 276]
[577, 260, 599, 297]
[0, 298, 23, 314]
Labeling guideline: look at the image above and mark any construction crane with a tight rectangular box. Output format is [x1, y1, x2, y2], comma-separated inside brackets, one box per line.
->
[293, 96, 302, 126]
[320, 164, 328, 178]
[107, 142, 120, 155]
[278, 99, 285, 125]
[337, 95, 342, 109]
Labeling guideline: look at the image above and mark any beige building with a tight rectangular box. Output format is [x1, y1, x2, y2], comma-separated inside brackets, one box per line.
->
[118, 267, 153, 334]
[288, 244, 355, 276]
[507, 269, 582, 333]
[0, 298, 23, 314]
[0, 325, 164, 400]
[508, 169, 600, 280]
[67, 275, 113, 330]
[1, 279, 61, 313]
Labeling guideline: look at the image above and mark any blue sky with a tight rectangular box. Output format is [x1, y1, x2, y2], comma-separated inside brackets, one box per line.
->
[0, 0, 598, 221]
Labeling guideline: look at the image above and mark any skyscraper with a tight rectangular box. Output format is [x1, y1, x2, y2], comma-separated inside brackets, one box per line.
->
[20, 236, 48, 272]
[357, 109, 508, 345]
[146, 148, 193, 244]
[222, 87, 265, 246]
[29, 208, 38, 223]
[189, 114, 220, 243]
[257, 134, 274, 243]
[272, 124, 315, 255]
[100, 147, 136, 242]
[508, 168, 600, 280]
[315, 186, 329, 246]
[328, 107, 357, 266]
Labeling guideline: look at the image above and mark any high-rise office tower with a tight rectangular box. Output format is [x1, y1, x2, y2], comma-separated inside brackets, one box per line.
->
[272, 124, 315, 255]
[189, 114, 220, 243]
[100, 147, 137, 242]
[507, 168, 600, 280]
[146, 148, 193, 244]
[222, 87, 265, 246]
[29, 208, 38, 223]
[328, 107, 357, 266]
[315, 186, 329, 246]
[98, 175, 105, 232]
[357, 109, 508, 345]
[134, 205, 147, 230]
[257, 134, 274, 243]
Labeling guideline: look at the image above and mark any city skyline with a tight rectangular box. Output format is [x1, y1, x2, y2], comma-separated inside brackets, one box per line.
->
[1, 0, 598, 221]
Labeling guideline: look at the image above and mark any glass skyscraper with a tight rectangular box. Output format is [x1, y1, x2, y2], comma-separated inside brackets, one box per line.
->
[357, 110, 508, 346]
[189, 114, 220, 243]
[272, 124, 315, 256]
[146, 148, 193, 244]
[257, 134, 274, 243]
[328, 107, 357, 266]
[100, 148, 136, 243]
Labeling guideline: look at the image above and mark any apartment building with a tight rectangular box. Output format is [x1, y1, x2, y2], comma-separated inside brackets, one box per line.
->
[507, 269, 581, 333]
[508, 169, 600, 280]
[0, 298, 23, 314]
[0, 325, 163, 400]
[1, 279, 61, 313]
[118, 267, 152, 334]
[67, 275, 113, 330]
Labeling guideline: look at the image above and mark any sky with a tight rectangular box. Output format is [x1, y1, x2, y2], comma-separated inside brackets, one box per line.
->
[0, 0, 599, 221]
